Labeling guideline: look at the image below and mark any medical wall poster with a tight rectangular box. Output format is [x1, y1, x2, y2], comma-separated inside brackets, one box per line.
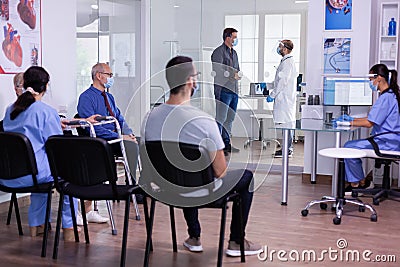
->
[323, 38, 351, 75]
[0, 0, 41, 74]
[325, 0, 352, 31]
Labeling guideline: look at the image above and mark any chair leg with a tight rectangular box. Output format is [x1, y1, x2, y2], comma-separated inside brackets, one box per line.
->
[53, 193, 64, 259]
[144, 199, 156, 267]
[217, 203, 227, 267]
[237, 198, 245, 263]
[41, 190, 52, 257]
[13, 193, 23, 235]
[69, 195, 79, 242]
[80, 199, 90, 244]
[142, 195, 153, 252]
[120, 195, 131, 267]
[6, 193, 14, 225]
[169, 206, 177, 252]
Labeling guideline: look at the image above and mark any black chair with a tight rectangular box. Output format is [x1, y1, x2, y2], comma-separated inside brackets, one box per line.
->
[45, 135, 146, 267]
[352, 131, 400, 205]
[0, 132, 53, 257]
[140, 141, 245, 267]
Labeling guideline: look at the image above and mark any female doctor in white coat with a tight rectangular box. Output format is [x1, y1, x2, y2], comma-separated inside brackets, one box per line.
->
[266, 39, 297, 157]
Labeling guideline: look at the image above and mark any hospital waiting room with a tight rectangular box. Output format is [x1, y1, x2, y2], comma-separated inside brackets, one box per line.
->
[0, 0, 400, 266]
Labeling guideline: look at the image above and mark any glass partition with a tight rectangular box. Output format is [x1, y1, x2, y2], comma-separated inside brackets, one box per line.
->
[76, 0, 142, 133]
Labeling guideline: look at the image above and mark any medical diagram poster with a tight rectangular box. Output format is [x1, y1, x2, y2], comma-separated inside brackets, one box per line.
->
[323, 38, 351, 75]
[325, 0, 352, 30]
[0, 0, 41, 74]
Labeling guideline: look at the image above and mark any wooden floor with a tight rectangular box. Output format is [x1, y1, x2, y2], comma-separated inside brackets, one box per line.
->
[0, 171, 399, 267]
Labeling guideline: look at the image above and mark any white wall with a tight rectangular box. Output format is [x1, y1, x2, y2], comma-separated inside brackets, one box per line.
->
[0, 0, 77, 119]
[304, 0, 372, 175]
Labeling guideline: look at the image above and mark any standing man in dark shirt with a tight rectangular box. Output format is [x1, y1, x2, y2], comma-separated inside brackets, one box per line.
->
[212, 28, 241, 154]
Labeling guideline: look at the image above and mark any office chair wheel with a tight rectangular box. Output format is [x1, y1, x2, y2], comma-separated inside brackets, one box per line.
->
[320, 203, 328, 210]
[373, 198, 380, 206]
[358, 206, 365, 212]
[370, 214, 378, 222]
[112, 229, 117, 235]
[301, 209, 308, 216]
[333, 217, 341, 225]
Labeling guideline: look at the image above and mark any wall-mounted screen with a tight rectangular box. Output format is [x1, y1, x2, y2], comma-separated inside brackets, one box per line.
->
[323, 77, 372, 106]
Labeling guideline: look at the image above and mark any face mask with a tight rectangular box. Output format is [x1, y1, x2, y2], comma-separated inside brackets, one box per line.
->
[104, 77, 114, 89]
[276, 47, 282, 56]
[232, 38, 238, 46]
[191, 84, 199, 97]
[369, 80, 378, 91]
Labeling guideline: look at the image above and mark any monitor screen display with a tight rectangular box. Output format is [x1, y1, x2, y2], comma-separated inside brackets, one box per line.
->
[323, 77, 372, 106]
[249, 82, 267, 96]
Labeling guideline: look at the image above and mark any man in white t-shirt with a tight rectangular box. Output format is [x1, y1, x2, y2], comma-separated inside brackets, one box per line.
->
[141, 56, 261, 257]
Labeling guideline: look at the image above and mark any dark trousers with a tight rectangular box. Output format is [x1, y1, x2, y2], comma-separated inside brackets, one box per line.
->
[183, 169, 254, 243]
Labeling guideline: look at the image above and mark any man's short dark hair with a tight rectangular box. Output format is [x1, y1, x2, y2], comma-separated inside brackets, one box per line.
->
[223, 28, 238, 41]
[165, 56, 194, 95]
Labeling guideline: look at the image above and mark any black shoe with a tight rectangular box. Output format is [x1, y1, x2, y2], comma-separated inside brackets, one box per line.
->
[224, 144, 240, 153]
[134, 194, 144, 204]
[345, 180, 374, 196]
[274, 150, 293, 158]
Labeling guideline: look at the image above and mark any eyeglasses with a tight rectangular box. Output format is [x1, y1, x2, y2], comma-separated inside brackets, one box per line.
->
[100, 72, 113, 77]
[189, 72, 201, 78]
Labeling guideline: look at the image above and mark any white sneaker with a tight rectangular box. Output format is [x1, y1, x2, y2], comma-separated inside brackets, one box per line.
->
[76, 211, 84, 226]
[86, 210, 109, 224]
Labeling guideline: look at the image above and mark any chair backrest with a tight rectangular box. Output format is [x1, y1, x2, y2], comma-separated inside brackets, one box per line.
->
[45, 135, 117, 187]
[367, 131, 400, 160]
[0, 132, 39, 184]
[140, 141, 214, 188]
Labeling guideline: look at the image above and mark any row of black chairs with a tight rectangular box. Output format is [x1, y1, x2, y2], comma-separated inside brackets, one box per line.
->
[0, 132, 245, 267]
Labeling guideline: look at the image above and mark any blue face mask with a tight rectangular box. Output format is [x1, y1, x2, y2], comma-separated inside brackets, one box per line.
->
[276, 47, 282, 56]
[104, 77, 114, 89]
[369, 80, 378, 91]
[191, 84, 199, 97]
[232, 38, 238, 46]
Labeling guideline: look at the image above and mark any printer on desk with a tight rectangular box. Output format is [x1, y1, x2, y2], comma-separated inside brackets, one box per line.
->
[301, 105, 324, 120]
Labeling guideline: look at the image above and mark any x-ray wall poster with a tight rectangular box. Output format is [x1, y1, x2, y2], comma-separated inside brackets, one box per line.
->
[323, 38, 351, 75]
[325, 0, 352, 31]
[0, 0, 41, 74]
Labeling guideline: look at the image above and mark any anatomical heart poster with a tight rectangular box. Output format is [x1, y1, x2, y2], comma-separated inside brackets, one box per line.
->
[0, 0, 41, 73]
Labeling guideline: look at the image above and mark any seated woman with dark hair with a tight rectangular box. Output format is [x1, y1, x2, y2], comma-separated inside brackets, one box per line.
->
[341, 63, 400, 194]
[0, 66, 78, 240]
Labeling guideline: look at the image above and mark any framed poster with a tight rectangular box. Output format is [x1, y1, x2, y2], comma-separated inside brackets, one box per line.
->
[0, 0, 41, 74]
[323, 38, 351, 75]
[325, 0, 352, 31]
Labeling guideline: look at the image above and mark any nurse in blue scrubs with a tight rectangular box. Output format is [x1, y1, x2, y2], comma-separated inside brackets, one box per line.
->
[1, 66, 78, 239]
[340, 64, 400, 193]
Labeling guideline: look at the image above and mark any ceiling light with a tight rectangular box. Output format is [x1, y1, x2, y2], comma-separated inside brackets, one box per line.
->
[91, 4, 99, 10]
[173, 5, 180, 8]
[295, 0, 309, 3]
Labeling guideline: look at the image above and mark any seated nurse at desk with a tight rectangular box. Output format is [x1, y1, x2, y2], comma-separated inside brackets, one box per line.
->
[338, 64, 400, 194]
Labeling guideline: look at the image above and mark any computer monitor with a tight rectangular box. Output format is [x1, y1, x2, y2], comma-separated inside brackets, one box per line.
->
[249, 82, 268, 96]
[323, 77, 372, 106]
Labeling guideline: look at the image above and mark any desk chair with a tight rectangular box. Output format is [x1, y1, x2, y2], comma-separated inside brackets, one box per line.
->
[301, 148, 377, 225]
[140, 141, 245, 267]
[0, 132, 53, 257]
[244, 113, 280, 150]
[45, 136, 145, 267]
[352, 132, 400, 205]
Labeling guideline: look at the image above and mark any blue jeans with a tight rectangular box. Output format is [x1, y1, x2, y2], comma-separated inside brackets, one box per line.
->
[215, 87, 238, 146]
[182, 169, 254, 243]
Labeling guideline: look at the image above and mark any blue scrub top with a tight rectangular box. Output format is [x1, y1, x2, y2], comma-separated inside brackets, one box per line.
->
[1, 101, 62, 187]
[368, 89, 400, 150]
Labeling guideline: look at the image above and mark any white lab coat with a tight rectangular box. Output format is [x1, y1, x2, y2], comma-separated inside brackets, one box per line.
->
[269, 54, 297, 123]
